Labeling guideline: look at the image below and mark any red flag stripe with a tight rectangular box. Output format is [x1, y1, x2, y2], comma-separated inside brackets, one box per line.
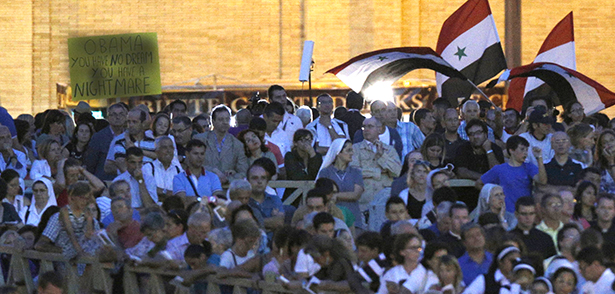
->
[509, 62, 615, 109]
[538, 12, 574, 54]
[326, 47, 440, 75]
[506, 77, 527, 111]
[436, 0, 492, 54]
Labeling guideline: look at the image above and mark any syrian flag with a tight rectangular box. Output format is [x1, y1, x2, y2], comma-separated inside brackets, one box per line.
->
[490, 62, 615, 115]
[435, 0, 507, 105]
[326, 47, 467, 94]
[507, 12, 575, 111]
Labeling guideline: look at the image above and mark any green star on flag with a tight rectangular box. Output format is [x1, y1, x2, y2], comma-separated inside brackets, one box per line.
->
[454, 46, 467, 61]
[377, 56, 388, 61]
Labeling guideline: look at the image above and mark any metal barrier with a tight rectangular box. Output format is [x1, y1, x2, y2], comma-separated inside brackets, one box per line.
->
[268, 180, 315, 205]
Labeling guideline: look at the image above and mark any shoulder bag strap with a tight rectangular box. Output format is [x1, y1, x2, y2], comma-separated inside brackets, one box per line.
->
[147, 162, 155, 177]
[24, 206, 31, 224]
[185, 173, 200, 197]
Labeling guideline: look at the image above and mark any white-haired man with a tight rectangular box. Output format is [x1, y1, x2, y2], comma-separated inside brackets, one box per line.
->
[458, 100, 496, 142]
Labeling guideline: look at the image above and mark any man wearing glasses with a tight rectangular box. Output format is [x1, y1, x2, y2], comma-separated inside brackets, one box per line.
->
[306, 93, 349, 155]
[84, 103, 127, 181]
[170, 115, 193, 163]
[510, 196, 557, 259]
[454, 119, 504, 180]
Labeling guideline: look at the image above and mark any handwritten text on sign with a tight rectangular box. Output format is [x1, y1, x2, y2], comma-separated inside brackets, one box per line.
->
[68, 33, 161, 100]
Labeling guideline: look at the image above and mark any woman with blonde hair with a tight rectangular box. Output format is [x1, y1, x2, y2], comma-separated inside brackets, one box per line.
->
[30, 139, 63, 181]
[398, 161, 430, 220]
[430, 254, 464, 293]
[566, 123, 594, 167]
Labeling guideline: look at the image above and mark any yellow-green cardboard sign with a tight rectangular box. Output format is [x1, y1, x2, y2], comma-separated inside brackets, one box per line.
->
[68, 32, 161, 100]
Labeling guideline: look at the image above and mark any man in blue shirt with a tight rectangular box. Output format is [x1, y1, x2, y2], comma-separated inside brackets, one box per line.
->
[101, 180, 141, 227]
[458, 222, 492, 286]
[84, 103, 127, 181]
[479, 135, 548, 213]
[246, 162, 284, 231]
[173, 139, 224, 205]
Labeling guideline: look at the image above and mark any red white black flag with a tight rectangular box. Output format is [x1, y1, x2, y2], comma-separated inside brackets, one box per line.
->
[507, 12, 576, 111]
[326, 47, 467, 94]
[435, 0, 507, 105]
[490, 62, 615, 115]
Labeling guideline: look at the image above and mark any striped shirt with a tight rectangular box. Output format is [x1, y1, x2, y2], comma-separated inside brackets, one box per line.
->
[106, 133, 156, 162]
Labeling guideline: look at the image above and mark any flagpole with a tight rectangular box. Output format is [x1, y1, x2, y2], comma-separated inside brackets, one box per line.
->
[466, 79, 497, 108]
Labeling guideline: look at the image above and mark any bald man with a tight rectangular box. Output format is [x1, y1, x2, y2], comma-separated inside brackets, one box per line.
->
[351, 117, 402, 212]
[442, 108, 466, 163]
[353, 101, 404, 159]
[0, 126, 27, 178]
[545, 132, 584, 187]
[457, 100, 496, 143]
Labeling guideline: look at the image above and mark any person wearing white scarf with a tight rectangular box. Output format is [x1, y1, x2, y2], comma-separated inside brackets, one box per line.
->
[20, 178, 57, 226]
[317, 138, 365, 229]
[470, 184, 517, 230]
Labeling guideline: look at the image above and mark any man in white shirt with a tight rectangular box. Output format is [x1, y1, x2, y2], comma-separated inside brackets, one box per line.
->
[577, 246, 615, 294]
[263, 102, 292, 156]
[112, 147, 158, 209]
[142, 136, 183, 202]
[268, 85, 303, 143]
[306, 93, 349, 155]
[295, 212, 337, 278]
[0, 126, 27, 178]
[519, 108, 555, 165]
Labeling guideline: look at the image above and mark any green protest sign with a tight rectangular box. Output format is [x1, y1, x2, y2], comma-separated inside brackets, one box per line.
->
[68, 32, 161, 100]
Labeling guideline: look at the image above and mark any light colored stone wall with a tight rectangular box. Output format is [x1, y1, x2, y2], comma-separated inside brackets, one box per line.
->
[1, 0, 615, 115]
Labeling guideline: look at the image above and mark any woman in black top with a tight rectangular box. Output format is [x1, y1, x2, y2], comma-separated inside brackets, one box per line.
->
[283, 129, 323, 204]
[0, 178, 21, 225]
[398, 161, 430, 219]
[63, 121, 94, 162]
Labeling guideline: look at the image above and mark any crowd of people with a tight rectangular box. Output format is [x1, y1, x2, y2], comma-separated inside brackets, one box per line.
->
[0, 85, 613, 294]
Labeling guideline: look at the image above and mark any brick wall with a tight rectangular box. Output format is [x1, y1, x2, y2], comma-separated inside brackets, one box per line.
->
[1, 0, 615, 115]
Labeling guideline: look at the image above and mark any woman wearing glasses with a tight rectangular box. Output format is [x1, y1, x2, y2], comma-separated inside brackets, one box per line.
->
[562, 102, 585, 130]
[470, 184, 517, 231]
[378, 233, 438, 294]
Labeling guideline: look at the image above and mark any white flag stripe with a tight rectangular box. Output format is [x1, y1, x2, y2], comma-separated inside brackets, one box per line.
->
[336, 52, 454, 92]
[436, 14, 500, 95]
[524, 41, 576, 94]
[534, 41, 576, 67]
[440, 15, 500, 70]
[541, 64, 605, 114]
